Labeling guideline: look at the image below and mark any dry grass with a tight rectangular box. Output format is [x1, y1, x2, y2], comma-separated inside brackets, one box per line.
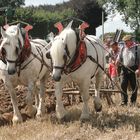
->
[1, 96, 140, 140]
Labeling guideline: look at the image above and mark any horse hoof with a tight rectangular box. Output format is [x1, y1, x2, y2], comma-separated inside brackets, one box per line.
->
[95, 104, 102, 112]
[12, 116, 23, 124]
[94, 98, 102, 112]
[36, 113, 42, 119]
[58, 116, 67, 123]
[80, 117, 90, 123]
[26, 106, 37, 118]
[80, 113, 90, 122]
[56, 110, 67, 120]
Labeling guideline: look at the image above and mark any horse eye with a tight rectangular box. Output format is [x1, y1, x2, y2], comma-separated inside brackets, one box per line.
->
[15, 47, 19, 55]
[1, 48, 6, 56]
[63, 54, 67, 61]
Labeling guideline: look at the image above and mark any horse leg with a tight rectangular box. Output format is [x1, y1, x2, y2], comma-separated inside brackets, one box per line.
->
[79, 79, 90, 121]
[26, 82, 37, 117]
[55, 81, 67, 119]
[34, 86, 39, 109]
[36, 76, 46, 118]
[94, 71, 102, 112]
[5, 82, 23, 124]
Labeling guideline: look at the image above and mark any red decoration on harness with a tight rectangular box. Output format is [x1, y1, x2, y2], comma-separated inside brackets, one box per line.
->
[24, 25, 33, 48]
[24, 25, 33, 31]
[54, 22, 63, 33]
[79, 22, 89, 30]
[24, 33, 30, 48]
[79, 22, 89, 40]
[66, 41, 87, 73]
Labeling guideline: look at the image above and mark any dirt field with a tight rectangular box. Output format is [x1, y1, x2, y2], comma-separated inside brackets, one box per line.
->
[1, 79, 140, 139]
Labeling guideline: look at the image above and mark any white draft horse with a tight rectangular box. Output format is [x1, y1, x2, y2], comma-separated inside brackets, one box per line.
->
[46, 21, 106, 121]
[0, 24, 51, 124]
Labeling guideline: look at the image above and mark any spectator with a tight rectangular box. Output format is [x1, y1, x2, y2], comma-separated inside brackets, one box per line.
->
[116, 35, 140, 106]
[108, 59, 118, 89]
[104, 36, 113, 51]
[106, 41, 120, 63]
[107, 41, 120, 88]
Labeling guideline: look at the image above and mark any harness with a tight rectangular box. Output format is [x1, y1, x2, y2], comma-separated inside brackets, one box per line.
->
[85, 37, 99, 78]
[64, 40, 87, 74]
[0, 26, 51, 77]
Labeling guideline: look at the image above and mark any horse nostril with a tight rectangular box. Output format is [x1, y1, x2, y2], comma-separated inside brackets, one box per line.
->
[53, 75, 61, 81]
[8, 69, 16, 75]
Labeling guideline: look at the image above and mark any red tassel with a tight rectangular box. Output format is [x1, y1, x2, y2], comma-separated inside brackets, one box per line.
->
[24, 25, 33, 31]
[79, 22, 89, 30]
[54, 22, 63, 33]
[24, 25, 32, 48]
[24, 33, 30, 48]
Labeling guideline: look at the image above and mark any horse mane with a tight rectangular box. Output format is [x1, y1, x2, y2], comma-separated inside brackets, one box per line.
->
[6, 25, 18, 35]
[60, 27, 78, 46]
[5, 25, 24, 47]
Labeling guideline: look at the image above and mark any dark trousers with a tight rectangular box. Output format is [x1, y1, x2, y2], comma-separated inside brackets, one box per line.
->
[121, 66, 138, 104]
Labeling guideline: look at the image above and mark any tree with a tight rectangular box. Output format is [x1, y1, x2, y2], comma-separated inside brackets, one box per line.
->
[0, 0, 106, 38]
[39, 0, 107, 35]
[69, 0, 107, 35]
[0, 0, 25, 24]
[0, 0, 25, 7]
[14, 7, 75, 38]
[97, 0, 140, 41]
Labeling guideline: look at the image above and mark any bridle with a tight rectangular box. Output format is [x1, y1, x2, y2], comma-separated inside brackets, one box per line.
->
[52, 44, 70, 73]
[51, 30, 81, 74]
[0, 35, 31, 76]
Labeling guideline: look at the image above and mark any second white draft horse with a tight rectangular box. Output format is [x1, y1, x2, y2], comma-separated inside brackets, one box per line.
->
[46, 21, 106, 121]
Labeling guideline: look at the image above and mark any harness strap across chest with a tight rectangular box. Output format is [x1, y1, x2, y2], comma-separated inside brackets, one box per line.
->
[64, 40, 87, 74]
[85, 37, 99, 78]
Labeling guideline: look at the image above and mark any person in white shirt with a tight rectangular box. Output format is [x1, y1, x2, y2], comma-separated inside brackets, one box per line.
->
[116, 35, 140, 106]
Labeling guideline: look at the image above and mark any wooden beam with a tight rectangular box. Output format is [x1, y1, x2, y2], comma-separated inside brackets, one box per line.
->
[46, 88, 120, 95]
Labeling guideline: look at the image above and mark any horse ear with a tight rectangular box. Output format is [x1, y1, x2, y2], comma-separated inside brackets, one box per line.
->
[65, 20, 73, 29]
[17, 23, 21, 29]
[47, 32, 54, 42]
[1, 27, 7, 38]
[46, 50, 51, 59]
[15, 23, 21, 37]
[15, 27, 19, 37]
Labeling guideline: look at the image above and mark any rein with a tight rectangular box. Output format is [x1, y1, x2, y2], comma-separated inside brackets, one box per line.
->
[87, 36, 139, 94]
[22, 41, 52, 71]
[85, 37, 99, 78]
[16, 41, 31, 76]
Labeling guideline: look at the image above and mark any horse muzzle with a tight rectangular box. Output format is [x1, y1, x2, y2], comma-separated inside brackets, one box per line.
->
[52, 66, 64, 81]
[8, 68, 17, 75]
[7, 62, 17, 75]
[52, 74, 61, 81]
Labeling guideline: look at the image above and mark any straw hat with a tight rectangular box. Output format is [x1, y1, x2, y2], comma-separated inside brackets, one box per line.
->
[122, 35, 133, 41]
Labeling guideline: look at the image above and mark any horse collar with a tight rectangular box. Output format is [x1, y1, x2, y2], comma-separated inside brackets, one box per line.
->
[64, 40, 87, 74]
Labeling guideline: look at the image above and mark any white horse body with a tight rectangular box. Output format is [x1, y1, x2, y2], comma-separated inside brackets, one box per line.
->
[47, 22, 105, 120]
[0, 25, 51, 124]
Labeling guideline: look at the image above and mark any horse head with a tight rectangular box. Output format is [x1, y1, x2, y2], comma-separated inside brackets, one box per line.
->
[0, 24, 25, 75]
[46, 21, 77, 81]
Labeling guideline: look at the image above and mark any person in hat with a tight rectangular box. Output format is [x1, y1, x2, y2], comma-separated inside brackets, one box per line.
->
[106, 41, 120, 88]
[116, 34, 140, 106]
[104, 36, 113, 51]
[104, 36, 113, 71]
